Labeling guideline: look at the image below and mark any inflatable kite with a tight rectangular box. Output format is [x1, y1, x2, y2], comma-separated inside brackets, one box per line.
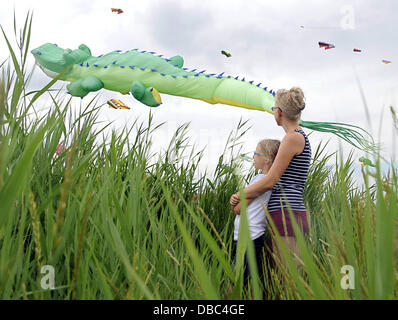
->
[382, 60, 392, 64]
[31, 43, 375, 151]
[359, 157, 375, 167]
[107, 99, 130, 109]
[221, 50, 232, 58]
[318, 42, 335, 50]
[111, 8, 123, 14]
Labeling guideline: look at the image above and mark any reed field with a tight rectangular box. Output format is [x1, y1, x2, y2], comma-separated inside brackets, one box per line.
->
[0, 13, 397, 300]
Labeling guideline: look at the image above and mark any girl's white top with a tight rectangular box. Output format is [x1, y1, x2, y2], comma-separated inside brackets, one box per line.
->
[233, 174, 271, 241]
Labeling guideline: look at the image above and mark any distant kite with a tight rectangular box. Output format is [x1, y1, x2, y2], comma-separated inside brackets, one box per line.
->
[353, 48, 362, 52]
[221, 50, 232, 58]
[318, 41, 335, 50]
[359, 157, 375, 167]
[111, 8, 123, 14]
[107, 99, 130, 109]
[382, 60, 392, 64]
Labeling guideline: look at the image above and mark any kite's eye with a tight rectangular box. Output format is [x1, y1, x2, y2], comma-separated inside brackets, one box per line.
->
[36, 51, 42, 55]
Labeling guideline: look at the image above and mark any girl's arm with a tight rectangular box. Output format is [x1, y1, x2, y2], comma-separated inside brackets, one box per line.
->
[232, 198, 255, 215]
[230, 132, 304, 204]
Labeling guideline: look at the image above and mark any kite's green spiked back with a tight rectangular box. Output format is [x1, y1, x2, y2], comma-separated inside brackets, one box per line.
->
[299, 120, 377, 152]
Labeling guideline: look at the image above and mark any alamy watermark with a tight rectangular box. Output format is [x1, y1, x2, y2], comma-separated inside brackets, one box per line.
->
[340, 5, 355, 30]
[40, 265, 55, 290]
[340, 265, 355, 290]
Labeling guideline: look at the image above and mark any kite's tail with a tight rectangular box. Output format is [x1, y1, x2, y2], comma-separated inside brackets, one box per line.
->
[299, 120, 378, 152]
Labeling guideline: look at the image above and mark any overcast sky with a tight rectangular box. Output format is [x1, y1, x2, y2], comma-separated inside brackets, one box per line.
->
[1, 0, 397, 179]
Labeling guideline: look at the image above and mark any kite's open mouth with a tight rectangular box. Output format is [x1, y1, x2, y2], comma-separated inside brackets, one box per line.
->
[36, 64, 59, 78]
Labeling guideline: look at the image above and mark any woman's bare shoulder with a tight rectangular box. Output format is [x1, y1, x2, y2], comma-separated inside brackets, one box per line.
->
[282, 131, 305, 154]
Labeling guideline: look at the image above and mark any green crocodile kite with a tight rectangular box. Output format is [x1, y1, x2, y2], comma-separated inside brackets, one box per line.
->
[31, 43, 275, 112]
[31, 43, 375, 151]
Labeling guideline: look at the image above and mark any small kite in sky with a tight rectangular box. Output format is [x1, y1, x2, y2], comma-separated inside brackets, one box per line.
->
[382, 59, 392, 64]
[111, 8, 123, 14]
[221, 50, 232, 57]
[107, 99, 130, 109]
[359, 157, 375, 167]
[353, 48, 362, 52]
[318, 41, 335, 50]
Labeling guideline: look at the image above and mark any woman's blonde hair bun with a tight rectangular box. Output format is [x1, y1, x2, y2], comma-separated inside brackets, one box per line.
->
[276, 87, 305, 121]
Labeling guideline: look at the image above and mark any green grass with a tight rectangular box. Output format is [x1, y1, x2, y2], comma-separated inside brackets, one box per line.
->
[0, 12, 397, 300]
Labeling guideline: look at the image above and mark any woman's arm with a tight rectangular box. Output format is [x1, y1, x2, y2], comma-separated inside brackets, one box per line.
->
[230, 132, 304, 204]
[232, 198, 255, 215]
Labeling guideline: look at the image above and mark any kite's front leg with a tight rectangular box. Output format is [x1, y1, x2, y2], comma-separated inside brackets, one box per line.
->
[66, 76, 104, 98]
[130, 81, 162, 107]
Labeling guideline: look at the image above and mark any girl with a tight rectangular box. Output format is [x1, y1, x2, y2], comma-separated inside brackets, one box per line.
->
[231, 139, 280, 286]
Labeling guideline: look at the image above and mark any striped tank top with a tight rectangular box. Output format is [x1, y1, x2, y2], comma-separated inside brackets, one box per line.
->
[267, 128, 311, 211]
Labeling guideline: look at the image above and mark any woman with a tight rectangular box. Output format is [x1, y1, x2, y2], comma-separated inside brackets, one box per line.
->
[230, 87, 311, 264]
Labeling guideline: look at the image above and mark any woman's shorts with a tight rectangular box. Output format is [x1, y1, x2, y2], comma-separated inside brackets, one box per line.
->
[268, 208, 309, 237]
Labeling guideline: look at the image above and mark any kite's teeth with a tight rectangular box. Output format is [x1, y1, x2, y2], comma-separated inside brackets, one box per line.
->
[149, 51, 156, 54]
[86, 63, 89, 67]
[199, 70, 206, 73]
[235, 76, 239, 80]
[129, 65, 135, 69]
[183, 75, 188, 78]
[161, 73, 166, 76]
[241, 77, 245, 82]
[104, 66, 108, 68]
[182, 68, 188, 70]
[191, 69, 197, 72]
[165, 59, 171, 62]
[157, 54, 163, 57]
[205, 73, 216, 77]
[256, 83, 261, 87]
[116, 50, 121, 52]
[112, 61, 117, 64]
[94, 64, 99, 67]
[263, 87, 267, 90]
[151, 69, 157, 72]
[80, 63, 84, 66]
[249, 81, 253, 84]
[173, 64, 179, 67]
[140, 50, 146, 53]
[217, 72, 224, 78]
[172, 75, 177, 78]
[120, 66, 125, 68]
